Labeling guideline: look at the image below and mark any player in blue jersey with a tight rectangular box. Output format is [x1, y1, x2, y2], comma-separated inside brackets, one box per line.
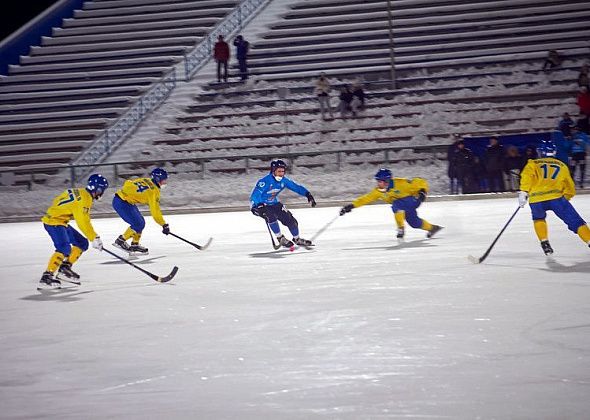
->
[250, 159, 317, 248]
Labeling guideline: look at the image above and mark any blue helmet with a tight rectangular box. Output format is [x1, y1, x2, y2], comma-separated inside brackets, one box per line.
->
[270, 159, 287, 173]
[86, 174, 109, 197]
[150, 167, 168, 185]
[374, 168, 392, 181]
[538, 141, 557, 157]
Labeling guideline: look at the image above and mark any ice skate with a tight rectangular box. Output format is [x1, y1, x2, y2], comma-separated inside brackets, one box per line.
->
[396, 228, 405, 242]
[427, 225, 443, 238]
[293, 237, 314, 248]
[129, 242, 149, 256]
[113, 235, 131, 252]
[57, 261, 80, 280]
[277, 234, 295, 249]
[38, 271, 60, 290]
[541, 240, 554, 255]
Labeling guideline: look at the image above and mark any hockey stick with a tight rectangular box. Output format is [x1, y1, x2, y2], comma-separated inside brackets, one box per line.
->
[168, 232, 212, 251]
[264, 219, 282, 250]
[468, 206, 521, 264]
[58, 277, 81, 286]
[310, 214, 339, 242]
[103, 247, 178, 283]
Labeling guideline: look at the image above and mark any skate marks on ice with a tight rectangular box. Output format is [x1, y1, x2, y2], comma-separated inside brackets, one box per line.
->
[474, 256, 590, 275]
[21, 287, 93, 302]
[249, 247, 316, 259]
[99, 255, 167, 266]
[342, 238, 436, 252]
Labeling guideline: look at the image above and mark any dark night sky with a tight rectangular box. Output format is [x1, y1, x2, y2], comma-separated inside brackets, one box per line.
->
[1, 0, 60, 42]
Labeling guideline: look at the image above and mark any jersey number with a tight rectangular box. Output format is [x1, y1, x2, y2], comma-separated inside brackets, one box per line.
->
[57, 190, 75, 206]
[540, 163, 560, 179]
[134, 181, 150, 193]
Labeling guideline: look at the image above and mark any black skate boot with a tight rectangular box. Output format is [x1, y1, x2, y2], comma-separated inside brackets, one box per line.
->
[427, 225, 443, 238]
[113, 235, 131, 251]
[129, 242, 149, 255]
[541, 240, 554, 255]
[396, 228, 405, 239]
[293, 237, 313, 247]
[38, 271, 60, 290]
[58, 261, 80, 280]
[277, 234, 294, 249]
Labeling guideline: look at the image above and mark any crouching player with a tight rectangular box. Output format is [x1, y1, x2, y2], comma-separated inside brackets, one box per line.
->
[112, 168, 170, 256]
[250, 159, 317, 249]
[518, 141, 590, 255]
[339, 168, 442, 240]
[39, 174, 108, 289]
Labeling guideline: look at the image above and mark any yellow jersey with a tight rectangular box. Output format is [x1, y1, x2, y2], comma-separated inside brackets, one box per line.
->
[41, 188, 98, 240]
[116, 177, 166, 226]
[520, 157, 575, 203]
[352, 177, 429, 208]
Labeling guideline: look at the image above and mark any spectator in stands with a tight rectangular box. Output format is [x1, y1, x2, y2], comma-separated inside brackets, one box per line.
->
[314, 73, 334, 120]
[472, 156, 489, 193]
[351, 81, 365, 111]
[484, 136, 505, 192]
[551, 130, 572, 165]
[557, 112, 575, 138]
[214, 35, 230, 83]
[233, 35, 249, 81]
[578, 64, 589, 90]
[503, 145, 524, 192]
[542, 50, 562, 71]
[577, 112, 590, 134]
[452, 141, 476, 194]
[524, 144, 538, 161]
[447, 136, 460, 194]
[576, 86, 590, 117]
[569, 126, 590, 188]
[338, 85, 357, 118]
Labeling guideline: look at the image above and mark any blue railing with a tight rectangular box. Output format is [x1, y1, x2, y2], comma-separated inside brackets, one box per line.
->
[184, 0, 270, 81]
[70, 69, 177, 179]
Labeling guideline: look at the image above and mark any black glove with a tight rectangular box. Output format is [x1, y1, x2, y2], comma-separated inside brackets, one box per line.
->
[251, 203, 266, 218]
[306, 192, 317, 207]
[417, 190, 427, 203]
[162, 224, 170, 235]
[340, 204, 354, 216]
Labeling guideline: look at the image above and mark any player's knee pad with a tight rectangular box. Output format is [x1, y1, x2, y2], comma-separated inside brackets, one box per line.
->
[131, 217, 146, 233]
[73, 237, 89, 251]
[55, 242, 72, 256]
[406, 215, 422, 229]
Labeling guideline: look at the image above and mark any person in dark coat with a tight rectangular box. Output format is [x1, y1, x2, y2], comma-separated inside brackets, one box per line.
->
[524, 144, 538, 162]
[446, 136, 460, 194]
[214, 35, 230, 83]
[503, 145, 524, 191]
[452, 141, 476, 194]
[233, 35, 249, 81]
[484, 136, 505, 192]
[557, 112, 575, 138]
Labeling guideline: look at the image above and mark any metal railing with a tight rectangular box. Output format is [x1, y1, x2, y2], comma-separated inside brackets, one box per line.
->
[183, 0, 270, 81]
[69, 69, 177, 179]
[0, 144, 448, 190]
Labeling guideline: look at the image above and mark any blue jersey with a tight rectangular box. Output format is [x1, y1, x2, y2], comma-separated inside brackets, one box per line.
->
[250, 173, 309, 207]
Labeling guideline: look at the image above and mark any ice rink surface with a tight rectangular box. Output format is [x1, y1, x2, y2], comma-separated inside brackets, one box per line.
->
[1, 196, 590, 419]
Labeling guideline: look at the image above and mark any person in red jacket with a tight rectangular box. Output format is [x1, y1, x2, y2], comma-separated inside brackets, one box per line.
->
[576, 86, 590, 117]
[214, 35, 230, 83]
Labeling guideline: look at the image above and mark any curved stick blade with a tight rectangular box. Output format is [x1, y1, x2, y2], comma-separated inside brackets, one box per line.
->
[157, 266, 179, 283]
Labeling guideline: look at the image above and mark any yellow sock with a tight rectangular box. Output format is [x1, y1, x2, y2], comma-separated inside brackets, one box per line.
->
[132, 232, 141, 244]
[46, 252, 65, 273]
[421, 220, 433, 231]
[68, 246, 83, 264]
[534, 220, 548, 242]
[122, 227, 135, 241]
[394, 211, 405, 229]
[577, 225, 590, 243]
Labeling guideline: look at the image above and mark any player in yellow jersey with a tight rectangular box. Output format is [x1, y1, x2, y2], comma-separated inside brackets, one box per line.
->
[518, 141, 590, 255]
[40, 174, 108, 289]
[339, 168, 443, 240]
[112, 168, 170, 255]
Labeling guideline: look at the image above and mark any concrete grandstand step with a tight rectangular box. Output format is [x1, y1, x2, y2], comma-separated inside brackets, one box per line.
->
[51, 26, 204, 43]
[0, 90, 138, 107]
[48, 19, 215, 37]
[0, 129, 103, 143]
[22, 47, 187, 65]
[0, 118, 113, 135]
[9, 56, 180, 75]
[82, 0, 237, 11]
[0, 140, 90, 155]
[62, 11, 221, 28]
[40, 35, 198, 51]
[0, 151, 79, 166]
[74, 1, 233, 19]
[0, 107, 125, 122]
[0, 77, 152, 93]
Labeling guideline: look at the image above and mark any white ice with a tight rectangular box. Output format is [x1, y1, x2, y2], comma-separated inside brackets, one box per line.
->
[1, 195, 590, 419]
